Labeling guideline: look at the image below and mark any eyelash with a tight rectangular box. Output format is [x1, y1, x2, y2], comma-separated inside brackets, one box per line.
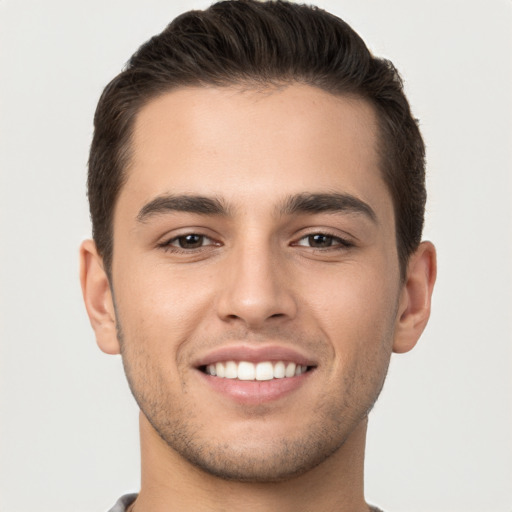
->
[293, 232, 353, 250]
[158, 233, 218, 253]
[158, 231, 353, 254]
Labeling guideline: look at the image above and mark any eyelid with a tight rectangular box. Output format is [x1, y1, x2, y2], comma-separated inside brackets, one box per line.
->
[157, 230, 222, 253]
[292, 229, 355, 248]
[155, 227, 355, 252]
[168, 234, 215, 247]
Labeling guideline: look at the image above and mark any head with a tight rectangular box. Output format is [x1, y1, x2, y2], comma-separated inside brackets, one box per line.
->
[88, 0, 426, 281]
[81, 0, 436, 485]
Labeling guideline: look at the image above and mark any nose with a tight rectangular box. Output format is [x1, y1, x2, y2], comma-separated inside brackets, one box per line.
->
[215, 240, 298, 329]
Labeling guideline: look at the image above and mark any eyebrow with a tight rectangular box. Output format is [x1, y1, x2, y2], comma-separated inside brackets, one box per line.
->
[279, 193, 377, 223]
[137, 194, 230, 222]
[136, 192, 377, 224]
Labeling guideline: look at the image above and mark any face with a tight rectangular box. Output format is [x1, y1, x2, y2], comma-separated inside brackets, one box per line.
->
[109, 84, 403, 481]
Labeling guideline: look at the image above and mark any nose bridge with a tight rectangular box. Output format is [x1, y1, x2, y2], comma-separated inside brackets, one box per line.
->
[216, 233, 296, 327]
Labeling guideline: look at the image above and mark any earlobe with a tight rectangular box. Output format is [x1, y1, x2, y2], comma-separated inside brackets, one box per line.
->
[393, 241, 437, 354]
[79, 239, 121, 355]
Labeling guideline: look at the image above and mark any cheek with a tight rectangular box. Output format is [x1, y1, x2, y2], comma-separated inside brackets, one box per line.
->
[112, 259, 217, 354]
[304, 261, 400, 355]
[316, 269, 398, 405]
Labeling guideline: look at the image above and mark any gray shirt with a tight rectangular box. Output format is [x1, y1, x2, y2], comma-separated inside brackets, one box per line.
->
[108, 494, 137, 512]
[107, 494, 385, 511]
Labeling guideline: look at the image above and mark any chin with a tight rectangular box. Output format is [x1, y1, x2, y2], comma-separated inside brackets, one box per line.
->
[143, 405, 358, 483]
[166, 435, 345, 483]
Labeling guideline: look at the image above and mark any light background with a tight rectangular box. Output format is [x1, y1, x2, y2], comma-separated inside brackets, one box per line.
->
[0, 1, 511, 511]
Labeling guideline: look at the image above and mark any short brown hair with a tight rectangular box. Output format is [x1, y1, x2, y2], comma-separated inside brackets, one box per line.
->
[88, 0, 426, 278]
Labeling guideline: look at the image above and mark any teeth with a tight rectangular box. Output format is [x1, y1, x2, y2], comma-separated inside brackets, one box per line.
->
[215, 362, 225, 378]
[205, 361, 309, 380]
[273, 361, 285, 379]
[255, 361, 274, 381]
[224, 360, 238, 379]
[285, 362, 296, 378]
[238, 361, 256, 381]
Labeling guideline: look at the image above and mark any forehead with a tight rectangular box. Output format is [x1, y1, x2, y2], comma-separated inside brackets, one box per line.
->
[118, 84, 392, 224]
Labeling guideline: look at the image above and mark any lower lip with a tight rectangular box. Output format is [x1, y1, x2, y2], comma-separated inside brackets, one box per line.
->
[197, 370, 313, 404]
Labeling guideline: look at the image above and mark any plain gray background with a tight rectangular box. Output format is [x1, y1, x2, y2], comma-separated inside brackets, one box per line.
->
[1, 1, 511, 511]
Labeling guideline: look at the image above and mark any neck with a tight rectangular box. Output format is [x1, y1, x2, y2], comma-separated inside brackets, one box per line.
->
[133, 413, 370, 512]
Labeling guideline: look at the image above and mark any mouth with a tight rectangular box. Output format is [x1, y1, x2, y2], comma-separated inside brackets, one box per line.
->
[194, 345, 317, 403]
[200, 360, 313, 381]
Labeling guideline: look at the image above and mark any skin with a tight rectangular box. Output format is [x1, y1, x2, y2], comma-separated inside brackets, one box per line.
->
[81, 84, 436, 512]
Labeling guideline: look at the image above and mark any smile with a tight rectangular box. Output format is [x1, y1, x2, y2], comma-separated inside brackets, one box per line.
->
[203, 361, 310, 381]
[195, 347, 317, 403]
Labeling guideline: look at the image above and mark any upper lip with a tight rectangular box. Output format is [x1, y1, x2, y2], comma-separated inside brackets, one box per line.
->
[193, 344, 318, 368]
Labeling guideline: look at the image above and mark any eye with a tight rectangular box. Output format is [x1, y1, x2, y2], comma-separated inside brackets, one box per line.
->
[173, 234, 207, 249]
[160, 233, 217, 251]
[295, 233, 352, 249]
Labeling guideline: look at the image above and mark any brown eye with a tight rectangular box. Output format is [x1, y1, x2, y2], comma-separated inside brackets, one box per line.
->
[175, 234, 205, 249]
[295, 233, 352, 249]
[307, 234, 334, 248]
[159, 233, 220, 254]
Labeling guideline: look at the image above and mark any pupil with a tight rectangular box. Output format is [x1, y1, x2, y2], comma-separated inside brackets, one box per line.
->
[309, 234, 332, 247]
[179, 234, 203, 248]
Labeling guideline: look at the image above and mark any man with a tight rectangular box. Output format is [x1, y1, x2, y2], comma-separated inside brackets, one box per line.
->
[80, 1, 436, 510]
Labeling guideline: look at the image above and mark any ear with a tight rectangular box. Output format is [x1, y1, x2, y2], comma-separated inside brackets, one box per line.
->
[393, 241, 437, 354]
[79, 239, 121, 355]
